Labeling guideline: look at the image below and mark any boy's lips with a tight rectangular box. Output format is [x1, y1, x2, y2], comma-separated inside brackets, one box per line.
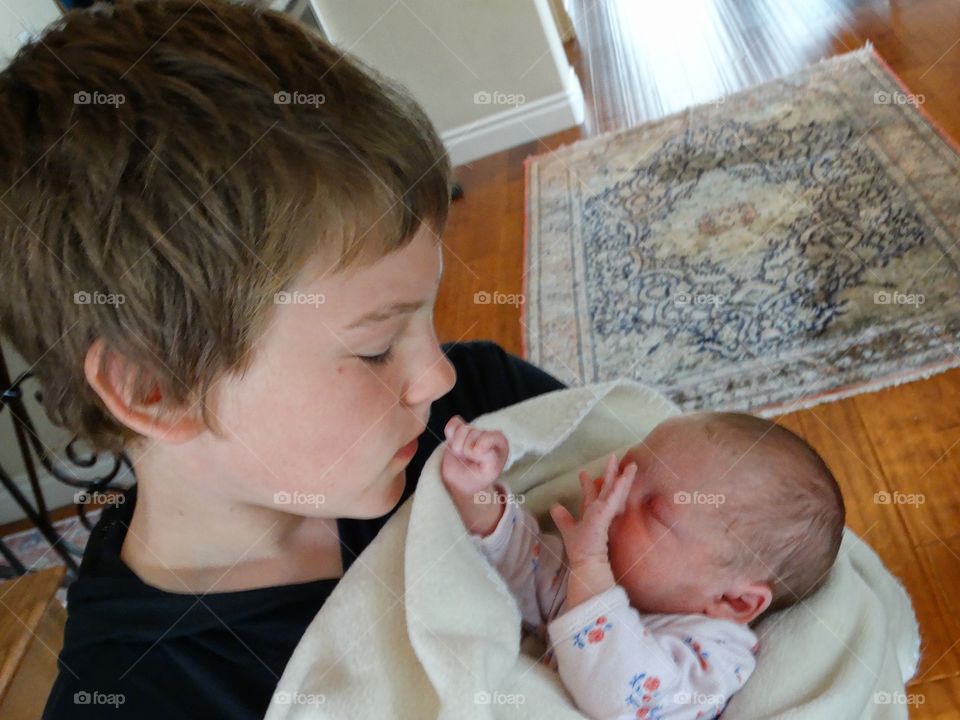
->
[394, 424, 426, 461]
[394, 437, 419, 461]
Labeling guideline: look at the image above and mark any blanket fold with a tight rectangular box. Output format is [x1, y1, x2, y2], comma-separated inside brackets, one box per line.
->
[265, 380, 920, 720]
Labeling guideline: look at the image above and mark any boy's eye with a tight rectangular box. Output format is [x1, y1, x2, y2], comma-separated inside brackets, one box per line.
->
[358, 346, 394, 365]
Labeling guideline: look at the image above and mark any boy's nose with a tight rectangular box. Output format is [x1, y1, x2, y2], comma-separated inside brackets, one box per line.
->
[404, 344, 456, 407]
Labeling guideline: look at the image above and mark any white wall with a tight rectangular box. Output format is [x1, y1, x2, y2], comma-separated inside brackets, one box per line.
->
[0, 1, 60, 66]
[313, 0, 583, 165]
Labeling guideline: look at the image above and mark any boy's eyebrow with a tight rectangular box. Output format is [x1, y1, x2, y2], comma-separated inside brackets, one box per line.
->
[344, 256, 444, 330]
[343, 300, 428, 330]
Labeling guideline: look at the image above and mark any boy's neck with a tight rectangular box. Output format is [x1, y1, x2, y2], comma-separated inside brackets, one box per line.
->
[119, 453, 345, 594]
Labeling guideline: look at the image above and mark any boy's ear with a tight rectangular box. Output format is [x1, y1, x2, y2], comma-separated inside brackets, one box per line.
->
[84, 338, 205, 444]
[702, 582, 773, 625]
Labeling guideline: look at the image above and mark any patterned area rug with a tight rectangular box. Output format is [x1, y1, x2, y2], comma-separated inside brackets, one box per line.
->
[523, 47, 960, 414]
[0, 511, 100, 606]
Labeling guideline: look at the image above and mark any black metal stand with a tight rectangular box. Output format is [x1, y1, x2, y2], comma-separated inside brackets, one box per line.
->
[0, 345, 133, 579]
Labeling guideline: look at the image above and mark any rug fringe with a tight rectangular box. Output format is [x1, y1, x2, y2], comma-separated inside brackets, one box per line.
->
[703, 44, 875, 110]
[525, 44, 877, 167]
[751, 360, 960, 418]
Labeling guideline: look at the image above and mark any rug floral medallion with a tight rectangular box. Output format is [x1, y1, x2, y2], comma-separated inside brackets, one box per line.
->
[524, 48, 960, 413]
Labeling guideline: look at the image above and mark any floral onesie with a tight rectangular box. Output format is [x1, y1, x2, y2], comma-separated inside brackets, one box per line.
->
[471, 482, 760, 720]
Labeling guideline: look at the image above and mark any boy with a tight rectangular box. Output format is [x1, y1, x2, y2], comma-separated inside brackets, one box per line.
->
[0, 2, 565, 717]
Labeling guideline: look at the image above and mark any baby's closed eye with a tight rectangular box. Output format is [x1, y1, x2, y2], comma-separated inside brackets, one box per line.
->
[641, 494, 674, 527]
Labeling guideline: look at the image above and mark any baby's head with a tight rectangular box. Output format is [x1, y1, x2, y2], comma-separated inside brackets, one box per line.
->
[607, 411, 845, 626]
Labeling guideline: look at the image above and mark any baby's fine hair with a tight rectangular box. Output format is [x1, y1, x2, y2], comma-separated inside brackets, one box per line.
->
[0, 0, 451, 453]
[698, 412, 846, 619]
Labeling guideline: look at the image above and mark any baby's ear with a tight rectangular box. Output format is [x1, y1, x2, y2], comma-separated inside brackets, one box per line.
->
[702, 582, 772, 624]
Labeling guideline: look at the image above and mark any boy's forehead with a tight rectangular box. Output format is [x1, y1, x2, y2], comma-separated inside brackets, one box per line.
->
[330, 232, 444, 328]
[298, 224, 441, 287]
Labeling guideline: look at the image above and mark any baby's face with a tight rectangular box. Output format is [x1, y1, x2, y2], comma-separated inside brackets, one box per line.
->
[606, 415, 739, 615]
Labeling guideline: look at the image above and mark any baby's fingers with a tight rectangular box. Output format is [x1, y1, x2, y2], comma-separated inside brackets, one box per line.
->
[578, 470, 599, 509]
[443, 415, 465, 441]
[475, 430, 508, 460]
[607, 463, 637, 517]
[464, 427, 487, 456]
[549, 503, 577, 539]
[450, 423, 475, 457]
[597, 453, 622, 501]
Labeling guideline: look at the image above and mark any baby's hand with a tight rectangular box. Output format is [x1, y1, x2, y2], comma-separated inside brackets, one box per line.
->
[440, 415, 509, 496]
[549, 453, 637, 568]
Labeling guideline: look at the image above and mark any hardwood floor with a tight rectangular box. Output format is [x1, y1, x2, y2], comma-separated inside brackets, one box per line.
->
[438, 1, 960, 716]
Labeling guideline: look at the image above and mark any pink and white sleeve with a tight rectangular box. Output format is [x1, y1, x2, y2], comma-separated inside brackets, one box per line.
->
[470, 482, 567, 631]
[546, 586, 758, 720]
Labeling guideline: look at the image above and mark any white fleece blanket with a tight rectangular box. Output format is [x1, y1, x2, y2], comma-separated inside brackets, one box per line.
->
[265, 380, 921, 720]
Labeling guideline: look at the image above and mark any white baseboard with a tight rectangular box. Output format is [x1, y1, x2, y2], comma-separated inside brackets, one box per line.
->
[0, 458, 135, 527]
[443, 65, 584, 166]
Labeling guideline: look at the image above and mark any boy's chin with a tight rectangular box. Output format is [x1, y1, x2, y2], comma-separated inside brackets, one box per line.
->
[354, 469, 407, 518]
[385, 469, 407, 502]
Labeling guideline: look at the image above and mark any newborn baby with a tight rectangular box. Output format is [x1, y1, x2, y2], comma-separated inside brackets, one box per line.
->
[440, 411, 845, 720]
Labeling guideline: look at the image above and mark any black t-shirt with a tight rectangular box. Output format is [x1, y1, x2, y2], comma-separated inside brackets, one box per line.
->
[43, 340, 565, 720]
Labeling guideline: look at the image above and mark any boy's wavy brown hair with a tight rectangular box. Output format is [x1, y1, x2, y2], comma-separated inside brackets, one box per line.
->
[0, 0, 451, 453]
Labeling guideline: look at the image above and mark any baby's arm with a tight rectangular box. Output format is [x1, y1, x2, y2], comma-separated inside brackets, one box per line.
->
[547, 586, 758, 720]
[441, 416, 566, 628]
[468, 481, 568, 629]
